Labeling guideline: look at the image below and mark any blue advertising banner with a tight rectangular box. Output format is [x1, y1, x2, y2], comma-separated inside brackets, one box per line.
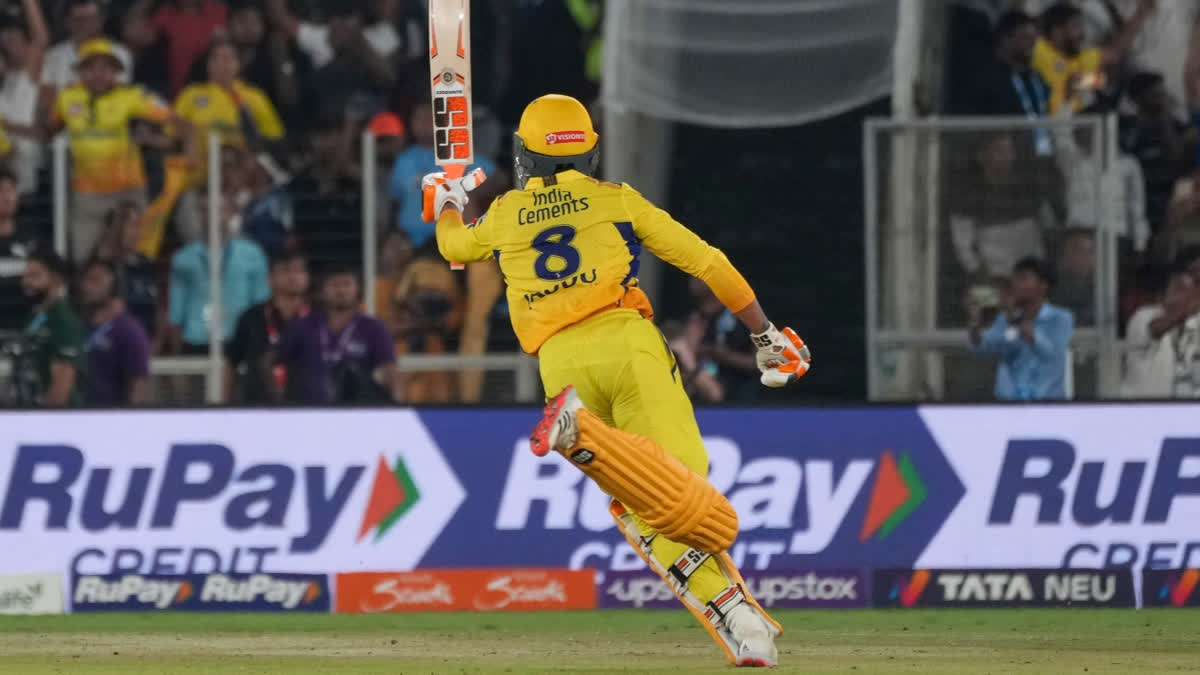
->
[70, 573, 330, 612]
[417, 408, 964, 573]
[2, 405, 1198, 581]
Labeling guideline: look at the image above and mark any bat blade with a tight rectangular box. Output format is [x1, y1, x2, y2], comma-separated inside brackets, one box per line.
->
[429, 0, 474, 169]
[429, 0, 473, 269]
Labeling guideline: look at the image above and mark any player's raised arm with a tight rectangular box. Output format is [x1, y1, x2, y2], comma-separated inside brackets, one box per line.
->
[622, 187, 812, 386]
[425, 169, 493, 263]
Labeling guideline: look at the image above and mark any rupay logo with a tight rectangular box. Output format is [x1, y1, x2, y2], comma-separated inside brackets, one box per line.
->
[358, 455, 421, 542]
[200, 574, 322, 609]
[74, 575, 193, 609]
[479, 408, 964, 572]
[859, 451, 927, 542]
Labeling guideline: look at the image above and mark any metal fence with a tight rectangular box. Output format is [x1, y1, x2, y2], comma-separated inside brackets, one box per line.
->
[8, 132, 539, 406]
[864, 116, 1126, 401]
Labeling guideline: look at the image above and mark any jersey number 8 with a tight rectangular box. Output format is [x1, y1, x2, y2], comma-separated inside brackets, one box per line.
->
[532, 225, 581, 281]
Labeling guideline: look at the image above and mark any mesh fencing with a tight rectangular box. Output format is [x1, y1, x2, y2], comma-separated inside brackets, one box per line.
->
[0, 132, 534, 408]
[865, 116, 1124, 401]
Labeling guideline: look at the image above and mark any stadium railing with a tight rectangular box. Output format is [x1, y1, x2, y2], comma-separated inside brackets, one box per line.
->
[863, 115, 1125, 401]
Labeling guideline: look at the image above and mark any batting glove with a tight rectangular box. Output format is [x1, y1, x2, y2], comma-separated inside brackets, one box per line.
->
[421, 168, 487, 222]
[750, 323, 812, 387]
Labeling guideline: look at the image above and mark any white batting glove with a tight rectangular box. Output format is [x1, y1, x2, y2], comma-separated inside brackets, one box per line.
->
[750, 323, 812, 388]
[421, 168, 487, 221]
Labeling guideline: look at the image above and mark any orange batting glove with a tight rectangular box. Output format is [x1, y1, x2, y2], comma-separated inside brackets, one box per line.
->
[750, 324, 812, 387]
[421, 167, 487, 222]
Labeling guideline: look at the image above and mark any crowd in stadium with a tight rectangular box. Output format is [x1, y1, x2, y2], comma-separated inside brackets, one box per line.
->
[18, 0, 1200, 408]
[948, 0, 1200, 399]
[0, 0, 651, 407]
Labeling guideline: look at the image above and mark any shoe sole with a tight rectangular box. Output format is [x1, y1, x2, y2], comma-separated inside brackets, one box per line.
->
[529, 385, 574, 457]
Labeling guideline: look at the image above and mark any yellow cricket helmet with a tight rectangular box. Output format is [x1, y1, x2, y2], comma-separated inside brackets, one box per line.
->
[513, 94, 599, 188]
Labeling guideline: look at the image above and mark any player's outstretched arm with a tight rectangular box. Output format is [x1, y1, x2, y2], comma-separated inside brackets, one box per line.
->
[620, 185, 811, 387]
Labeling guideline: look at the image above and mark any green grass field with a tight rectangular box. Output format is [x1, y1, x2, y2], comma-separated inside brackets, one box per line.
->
[0, 609, 1197, 674]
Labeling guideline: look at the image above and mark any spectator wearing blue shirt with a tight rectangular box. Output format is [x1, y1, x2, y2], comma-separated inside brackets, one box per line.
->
[389, 100, 495, 248]
[968, 257, 1075, 400]
[167, 192, 270, 354]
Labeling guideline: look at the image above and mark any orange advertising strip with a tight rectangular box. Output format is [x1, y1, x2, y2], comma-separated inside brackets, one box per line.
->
[335, 569, 596, 613]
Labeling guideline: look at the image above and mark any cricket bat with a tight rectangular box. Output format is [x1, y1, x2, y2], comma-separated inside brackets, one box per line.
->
[426, 0, 476, 269]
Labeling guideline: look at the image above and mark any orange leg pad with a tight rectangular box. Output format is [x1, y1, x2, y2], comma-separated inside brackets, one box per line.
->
[569, 409, 737, 553]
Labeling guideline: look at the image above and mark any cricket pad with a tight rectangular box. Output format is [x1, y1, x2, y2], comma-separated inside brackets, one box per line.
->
[565, 410, 737, 553]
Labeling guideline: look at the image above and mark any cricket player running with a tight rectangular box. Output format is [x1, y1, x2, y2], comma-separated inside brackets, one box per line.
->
[426, 94, 811, 667]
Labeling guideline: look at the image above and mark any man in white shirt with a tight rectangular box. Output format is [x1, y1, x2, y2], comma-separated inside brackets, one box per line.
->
[0, 0, 49, 195]
[38, 0, 133, 114]
[264, 0, 400, 67]
[1122, 268, 1200, 398]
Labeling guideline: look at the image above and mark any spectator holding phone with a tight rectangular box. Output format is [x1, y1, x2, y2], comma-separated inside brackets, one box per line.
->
[968, 257, 1075, 400]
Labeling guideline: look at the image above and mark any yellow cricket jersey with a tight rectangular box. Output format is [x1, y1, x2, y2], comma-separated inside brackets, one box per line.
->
[437, 169, 756, 354]
[53, 84, 170, 194]
[173, 80, 284, 148]
[1032, 38, 1102, 113]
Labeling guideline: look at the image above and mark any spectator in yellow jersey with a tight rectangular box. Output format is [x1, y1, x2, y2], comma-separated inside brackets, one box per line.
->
[48, 38, 185, 263]
[149, 37, 286, 248]
[175, 38, 285, 153]
[1033, 0, 1155, 113]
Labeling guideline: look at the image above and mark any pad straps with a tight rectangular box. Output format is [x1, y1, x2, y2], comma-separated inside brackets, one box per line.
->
[668, 548, 711, 588]
[641, 536, 713, 594]
[704, 584, 747, 627]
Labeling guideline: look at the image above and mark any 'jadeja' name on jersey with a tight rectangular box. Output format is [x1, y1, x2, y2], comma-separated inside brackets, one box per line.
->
[518, 187, 591, 225]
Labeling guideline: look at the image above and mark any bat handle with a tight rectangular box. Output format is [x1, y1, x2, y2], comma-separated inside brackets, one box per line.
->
[444, 164, 468, 269]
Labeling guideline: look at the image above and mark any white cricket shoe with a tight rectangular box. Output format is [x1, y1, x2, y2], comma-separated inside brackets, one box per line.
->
[725, 602, 779, 667]
[529, 385, 584, 456]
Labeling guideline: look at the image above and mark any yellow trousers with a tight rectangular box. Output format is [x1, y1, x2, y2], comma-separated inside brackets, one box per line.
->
[538, 309, 730, 604]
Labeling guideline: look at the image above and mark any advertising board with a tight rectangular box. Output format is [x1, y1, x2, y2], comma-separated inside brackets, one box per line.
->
[70, 572, 330, 612]
[334, 569, 595, 612]
[597, 569, 867, 609]
[0, 572, 62, 614]
[872, 568, 1136, 608]
[1, 405, 1197, 584]
[1141, 569, 1200, 607]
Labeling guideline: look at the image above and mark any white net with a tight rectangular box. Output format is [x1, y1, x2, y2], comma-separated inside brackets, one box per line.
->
[602, 0, 897, 128]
